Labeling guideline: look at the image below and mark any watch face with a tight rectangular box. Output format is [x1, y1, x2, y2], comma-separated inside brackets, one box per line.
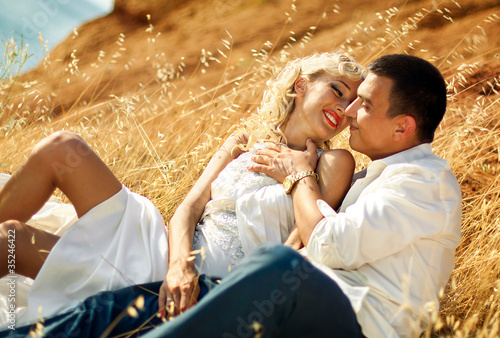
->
[283, 177, 292, 193]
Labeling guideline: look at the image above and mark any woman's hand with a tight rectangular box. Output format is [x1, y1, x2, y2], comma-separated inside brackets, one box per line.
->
[159, 260, 200, 318]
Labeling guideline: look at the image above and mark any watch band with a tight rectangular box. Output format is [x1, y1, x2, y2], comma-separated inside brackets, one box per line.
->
[283, 170, 319, 194]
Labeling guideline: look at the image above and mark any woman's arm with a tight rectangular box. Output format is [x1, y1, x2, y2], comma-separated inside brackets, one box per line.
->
[159, 134, 247, 317]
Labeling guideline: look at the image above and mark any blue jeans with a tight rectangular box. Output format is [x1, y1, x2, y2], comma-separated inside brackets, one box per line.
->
[2, 244, 363, 337]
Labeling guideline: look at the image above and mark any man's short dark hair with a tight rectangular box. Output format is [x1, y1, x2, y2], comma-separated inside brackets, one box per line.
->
[367, 54, 447, 143]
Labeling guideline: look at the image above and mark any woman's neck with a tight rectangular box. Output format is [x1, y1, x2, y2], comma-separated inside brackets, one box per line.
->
[282, 118, 308, 151]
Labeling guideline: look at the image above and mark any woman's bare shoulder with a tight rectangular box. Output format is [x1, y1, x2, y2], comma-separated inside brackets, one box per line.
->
[319, 149, 355, 168]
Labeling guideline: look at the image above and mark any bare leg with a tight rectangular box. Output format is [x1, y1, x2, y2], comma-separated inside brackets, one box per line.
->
[0, 220, 60, 279]
[0, 131, 122, 223]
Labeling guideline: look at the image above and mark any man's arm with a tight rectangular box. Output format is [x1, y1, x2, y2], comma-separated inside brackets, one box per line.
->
[248, 139, 324, 246]
[307, 164, 461, 270]
[289, 174, 324, 246]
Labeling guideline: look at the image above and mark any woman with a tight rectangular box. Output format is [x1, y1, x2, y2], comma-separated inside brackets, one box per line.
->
[0, 52, 363, 322]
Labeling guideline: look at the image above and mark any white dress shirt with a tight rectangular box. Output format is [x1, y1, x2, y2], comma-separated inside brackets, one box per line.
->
[306, 144, 462, 337]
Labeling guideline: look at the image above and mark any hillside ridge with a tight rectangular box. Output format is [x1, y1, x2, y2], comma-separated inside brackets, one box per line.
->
[7, 0, 497, 119]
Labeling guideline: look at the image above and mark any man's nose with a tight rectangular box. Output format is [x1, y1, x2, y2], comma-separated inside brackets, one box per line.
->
[345, 98, 360, 118]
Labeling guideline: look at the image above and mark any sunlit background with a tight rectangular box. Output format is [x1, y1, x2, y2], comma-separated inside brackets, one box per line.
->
[0, 0, 114, 71]
[0, 0, 499, 335]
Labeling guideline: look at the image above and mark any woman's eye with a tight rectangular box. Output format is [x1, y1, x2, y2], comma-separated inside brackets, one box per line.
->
[331, 85, 343, 97]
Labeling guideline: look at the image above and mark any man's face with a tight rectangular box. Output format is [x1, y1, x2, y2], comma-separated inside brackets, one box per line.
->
[345, 73, 399, 160]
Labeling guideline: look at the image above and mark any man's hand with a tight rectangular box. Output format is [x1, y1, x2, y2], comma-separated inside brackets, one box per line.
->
[248, 139, 319, 181]
[158, 260, 200, 318]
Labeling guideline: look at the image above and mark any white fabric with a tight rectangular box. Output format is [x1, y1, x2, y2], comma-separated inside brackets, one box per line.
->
[306, 143, 462, 338]
[338, 161, 386, 212]
[237, 183, 294, 256]
[1, 142, 300, 325]
[28, 186, 169, 321]
[192, 143, 300, 274]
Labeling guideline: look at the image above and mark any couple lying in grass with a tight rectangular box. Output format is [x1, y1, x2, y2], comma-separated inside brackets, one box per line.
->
[0, 52, 461, 337]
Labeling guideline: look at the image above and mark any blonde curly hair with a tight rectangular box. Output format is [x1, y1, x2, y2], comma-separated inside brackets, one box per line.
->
[244, 51, 364, 149]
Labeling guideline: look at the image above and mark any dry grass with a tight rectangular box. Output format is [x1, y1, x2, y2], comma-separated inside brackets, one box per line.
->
[1, 0, 500, 335]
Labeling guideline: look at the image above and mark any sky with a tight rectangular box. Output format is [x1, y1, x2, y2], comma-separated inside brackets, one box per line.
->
[0, 0, 114, 72]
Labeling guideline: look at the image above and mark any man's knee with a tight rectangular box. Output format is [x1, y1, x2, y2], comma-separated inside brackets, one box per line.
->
[253, 243, 300, 262]
[244, 243, 306, 277]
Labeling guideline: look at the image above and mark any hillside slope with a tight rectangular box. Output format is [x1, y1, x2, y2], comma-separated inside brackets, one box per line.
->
[6, 0, 500, 117]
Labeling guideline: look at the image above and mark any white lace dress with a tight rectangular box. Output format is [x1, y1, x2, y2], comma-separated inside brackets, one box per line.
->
[23, 143, 300, 322]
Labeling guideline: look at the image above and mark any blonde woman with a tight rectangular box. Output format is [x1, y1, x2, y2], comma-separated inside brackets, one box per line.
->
[0, 52, 363, 322]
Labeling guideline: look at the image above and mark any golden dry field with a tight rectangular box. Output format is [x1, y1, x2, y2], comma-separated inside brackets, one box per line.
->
[1, 0, 499, 335]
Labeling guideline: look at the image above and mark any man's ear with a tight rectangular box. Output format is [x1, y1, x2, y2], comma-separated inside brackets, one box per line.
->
[294, 77, 308, 96]
[394, 115, 417, 140]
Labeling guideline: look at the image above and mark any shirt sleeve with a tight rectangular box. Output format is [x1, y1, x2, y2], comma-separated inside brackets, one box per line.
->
[306, 164, 461, 269]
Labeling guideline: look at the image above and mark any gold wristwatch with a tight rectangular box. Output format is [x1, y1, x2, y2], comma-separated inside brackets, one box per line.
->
[282, 170, 319, 194]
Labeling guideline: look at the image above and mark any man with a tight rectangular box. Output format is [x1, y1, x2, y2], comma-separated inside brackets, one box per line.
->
[1, 54, 461, 337]
[246, 54, 462, 336]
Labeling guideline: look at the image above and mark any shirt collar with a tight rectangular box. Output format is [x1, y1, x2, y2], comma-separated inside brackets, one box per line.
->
[375, 143, 433, 168]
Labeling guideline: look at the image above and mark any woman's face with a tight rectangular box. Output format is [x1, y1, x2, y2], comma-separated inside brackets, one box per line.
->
[291, 73, 362, 146]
